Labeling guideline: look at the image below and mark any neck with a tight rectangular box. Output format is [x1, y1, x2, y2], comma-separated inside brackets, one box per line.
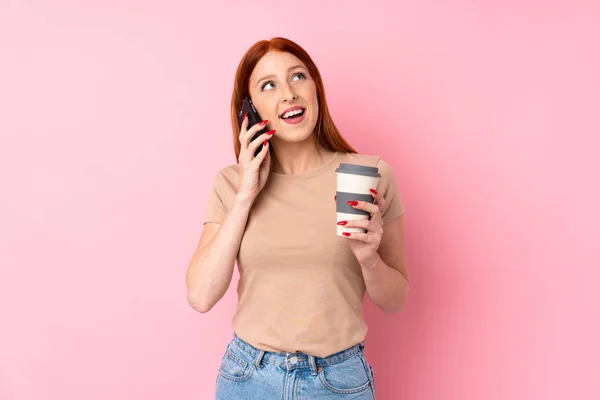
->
[270, 135, 334, 175]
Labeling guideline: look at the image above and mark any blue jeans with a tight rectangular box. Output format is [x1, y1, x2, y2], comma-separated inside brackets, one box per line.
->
[215, 333, 376, 399]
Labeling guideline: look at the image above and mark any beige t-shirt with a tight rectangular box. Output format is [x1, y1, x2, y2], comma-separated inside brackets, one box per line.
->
[203, 151, 405, 358]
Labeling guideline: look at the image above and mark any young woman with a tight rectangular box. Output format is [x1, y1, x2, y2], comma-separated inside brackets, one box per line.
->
[186, 37, 409, 400]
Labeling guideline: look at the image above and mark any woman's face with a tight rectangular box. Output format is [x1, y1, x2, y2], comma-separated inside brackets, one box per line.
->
[248, 51, 318, 144]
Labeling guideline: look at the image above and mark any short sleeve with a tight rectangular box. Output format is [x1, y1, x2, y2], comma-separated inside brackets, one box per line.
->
[203, 167, 238, 225]
[376, 158, 405, 226]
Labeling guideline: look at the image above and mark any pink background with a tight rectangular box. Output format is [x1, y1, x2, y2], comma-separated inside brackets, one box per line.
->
[1, 1, 599, 399]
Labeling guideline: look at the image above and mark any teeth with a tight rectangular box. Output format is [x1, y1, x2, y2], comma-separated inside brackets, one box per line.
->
[282, 109, 304, 119]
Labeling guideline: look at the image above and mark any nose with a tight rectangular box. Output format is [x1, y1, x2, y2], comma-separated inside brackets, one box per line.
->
[281, 83, 297, 103]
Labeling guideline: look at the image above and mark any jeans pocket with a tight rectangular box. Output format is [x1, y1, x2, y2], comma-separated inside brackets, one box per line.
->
[369, 364, 376, 398]
[359, 353, 376, 399]
[318, 354, 372, 395]
[218, 344, 255, 382]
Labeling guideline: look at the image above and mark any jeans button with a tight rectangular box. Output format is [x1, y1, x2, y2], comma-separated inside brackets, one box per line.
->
[289, 356, 298, 365]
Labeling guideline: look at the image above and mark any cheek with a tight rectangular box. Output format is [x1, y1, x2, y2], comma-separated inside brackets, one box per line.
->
[253, 98, 277, 119]
[304, 84, 319, 110]
[312, 96, 319, 112]
[310, 95, 319, 117]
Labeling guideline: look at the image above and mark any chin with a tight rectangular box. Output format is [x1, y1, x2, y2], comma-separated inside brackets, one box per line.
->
[273, 129, 314, 144]
[275, 117, 317, 143]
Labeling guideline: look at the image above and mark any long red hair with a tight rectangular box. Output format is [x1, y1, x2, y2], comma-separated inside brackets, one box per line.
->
[230, 37, 356, 161]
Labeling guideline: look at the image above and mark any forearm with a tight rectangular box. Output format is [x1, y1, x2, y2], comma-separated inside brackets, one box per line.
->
[186, 194, 253, 312]
[361, 254, 409, 314]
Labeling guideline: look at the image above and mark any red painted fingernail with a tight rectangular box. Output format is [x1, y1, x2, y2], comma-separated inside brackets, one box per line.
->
[342, 232, 351, 237]
[347, 201, 358, 206]
[259, 120, 268, 126]
[370, 189, 378, 195]
[337, 221, 347, 225]
[263, 140, 268, 146]
[243, 112, 247, 121]
[266, 130, 275, 135]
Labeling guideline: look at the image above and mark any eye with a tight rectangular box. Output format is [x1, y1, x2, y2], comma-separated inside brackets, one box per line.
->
[260, 72, 306, 91]
[260, 81, 275, 91]
[292, 72, 306, 81]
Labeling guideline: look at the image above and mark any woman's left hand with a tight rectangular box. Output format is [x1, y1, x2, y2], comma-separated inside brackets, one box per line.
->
[338, 189, 385, 269]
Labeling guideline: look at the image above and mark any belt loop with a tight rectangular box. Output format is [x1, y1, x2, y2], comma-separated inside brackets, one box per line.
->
[254, 350, 265, 368]
[309, 355, 318, 376]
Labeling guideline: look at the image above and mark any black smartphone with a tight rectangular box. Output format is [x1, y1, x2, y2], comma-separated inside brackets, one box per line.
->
[238, 97, 269, 157]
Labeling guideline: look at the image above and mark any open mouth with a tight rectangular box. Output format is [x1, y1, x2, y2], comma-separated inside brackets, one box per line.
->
[280, 107, 306, 120]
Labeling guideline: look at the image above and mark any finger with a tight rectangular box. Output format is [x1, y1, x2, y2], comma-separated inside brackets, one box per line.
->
[338, 219, 382, 236]
[262, 143, 271, 163]
[347, 200, 380, 217]
[337, 219, 371, 230]
[252, 139, 271, 164]
[341, 231, 371, 242]
[238, 112, 249, 139]
[369, 189, 386, 210]
[240, 119, 269, 148]
[247, 130, 275, 156]
[252, 137, 271, 164]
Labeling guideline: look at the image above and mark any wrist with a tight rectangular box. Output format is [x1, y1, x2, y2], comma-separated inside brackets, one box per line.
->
[234, 192, 255, 209]
[360, 252, 382, 270]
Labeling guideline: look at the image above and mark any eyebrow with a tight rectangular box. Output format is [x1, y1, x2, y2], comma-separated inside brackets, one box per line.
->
[254, 65, 307, 87]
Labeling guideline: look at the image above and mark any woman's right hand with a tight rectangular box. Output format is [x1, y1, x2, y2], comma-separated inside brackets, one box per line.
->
[236, 114, 274, 201]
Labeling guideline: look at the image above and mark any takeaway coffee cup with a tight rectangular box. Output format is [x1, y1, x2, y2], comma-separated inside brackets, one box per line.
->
[335, 163, 381, 237]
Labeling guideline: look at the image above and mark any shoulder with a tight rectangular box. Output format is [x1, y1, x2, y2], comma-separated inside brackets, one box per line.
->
[340, 153, 399, 197]
[211, 163, 240, 183]
[209, 164, 241, 197]
[344, 153, 404, 219]
[214, 163, 240, 179]
[339, 152, 395, 175]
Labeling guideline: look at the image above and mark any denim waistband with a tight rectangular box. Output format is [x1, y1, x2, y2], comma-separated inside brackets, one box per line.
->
[230, 333, 365, 375]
